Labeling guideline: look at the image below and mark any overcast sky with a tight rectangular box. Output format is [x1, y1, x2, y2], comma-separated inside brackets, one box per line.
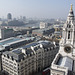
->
[0, 0, 75, 19]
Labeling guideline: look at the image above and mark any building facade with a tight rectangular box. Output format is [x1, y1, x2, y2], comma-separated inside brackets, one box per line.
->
[7, 13, 12, 21]
[32, 27, 55, 37]
[0, 36, 36, 72]
[51, 4, 75, 75]
[2, 40, 58, 75]
[0, 28, 14, 39]
[40, 22, 48, 29]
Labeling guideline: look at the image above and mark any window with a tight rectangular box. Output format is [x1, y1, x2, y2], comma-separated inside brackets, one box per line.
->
[4, 55, 6, 57]
[69, 25, 71, 28]
[5, 59, 8, 61]
[9, 61, 13, 64]
[18, 64, 19, 66]
[68, 31, 70, 39]
[21, 62, 23, 65]
[14, 63, 16, 65]
[14, 66, 17, 69]
[67, 24, 71, 28]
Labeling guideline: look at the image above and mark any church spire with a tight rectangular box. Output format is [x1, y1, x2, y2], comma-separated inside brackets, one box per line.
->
[70, 4, 73, 11]
[62, 4, 75, 44]
[67, 4, 74, 20]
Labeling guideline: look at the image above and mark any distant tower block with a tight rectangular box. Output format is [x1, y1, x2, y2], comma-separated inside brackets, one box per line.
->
[40, 22, 48, 29]
[7, 13, 12, 21]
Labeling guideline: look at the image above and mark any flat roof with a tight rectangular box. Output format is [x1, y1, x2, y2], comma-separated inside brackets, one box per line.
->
[57, 57, 73, 71]
[33, 27, 54, 32]
[0, 37, 21, 45]
[22, 42, 39, 49]
[22, 40, 50, 49]
[0, 36, 35, 46]
[0, 36, 35, 51]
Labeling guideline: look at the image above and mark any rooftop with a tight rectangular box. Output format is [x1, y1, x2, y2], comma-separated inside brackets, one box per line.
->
[3, 49, 24, 62]
[22, 42, 39, 49]
[33, 27, 54, 33]
[2, 40, 55, 62]
[0, 36, 35, 51]
[0, 37, 21, 45]
[22, 40, 50, 49]
[56, 56, 74, 71]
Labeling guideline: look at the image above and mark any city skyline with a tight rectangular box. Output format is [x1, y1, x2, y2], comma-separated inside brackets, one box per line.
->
[0, 0, 75, 19]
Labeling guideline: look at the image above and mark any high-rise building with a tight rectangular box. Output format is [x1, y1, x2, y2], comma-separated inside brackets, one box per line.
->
[40, 22, 48, 29]
[0, 28, 14, 39]
[7, 13, 12, 21]
[51, 4, 75, 75]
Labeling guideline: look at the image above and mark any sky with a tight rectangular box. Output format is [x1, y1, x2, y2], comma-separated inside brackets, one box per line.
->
[0, 0, 75, 19]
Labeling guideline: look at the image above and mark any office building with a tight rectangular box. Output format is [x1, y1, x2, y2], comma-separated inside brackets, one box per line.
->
[2, 40, 59, 75]
[0, 35, 36, 71]
[7, 13, 12, 21]
[0, 28, 14, 39]
[40, 22, 48, 29]
[32, 27, 55, 37]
